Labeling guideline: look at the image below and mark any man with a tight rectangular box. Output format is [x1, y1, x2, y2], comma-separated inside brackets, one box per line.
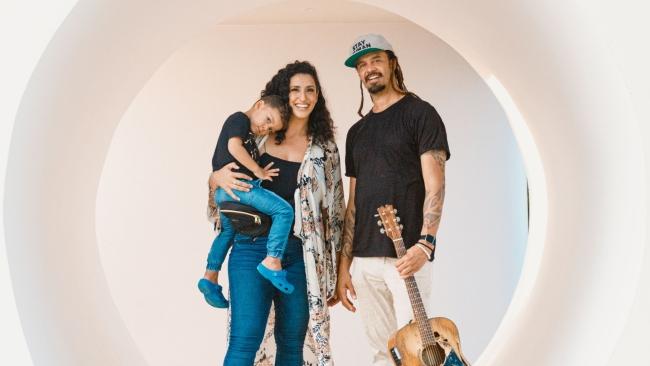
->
[336, 34, 451, 365]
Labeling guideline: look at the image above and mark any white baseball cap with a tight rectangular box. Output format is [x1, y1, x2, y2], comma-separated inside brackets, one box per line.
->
[344, 33, 394, 68]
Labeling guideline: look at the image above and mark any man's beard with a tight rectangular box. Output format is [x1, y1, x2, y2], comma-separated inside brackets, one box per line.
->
[365, 71, 387, 94]
[367, 83, 386, 94]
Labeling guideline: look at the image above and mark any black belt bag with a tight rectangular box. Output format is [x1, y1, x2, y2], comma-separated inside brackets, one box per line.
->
[219, 201, 271, 237]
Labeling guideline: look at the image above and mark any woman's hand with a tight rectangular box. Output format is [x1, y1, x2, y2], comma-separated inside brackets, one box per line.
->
[208, 162, 253, 201]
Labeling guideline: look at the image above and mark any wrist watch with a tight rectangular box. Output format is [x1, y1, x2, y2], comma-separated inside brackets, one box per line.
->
[419, 234, 436, 245]
[419, 234, 436, 261]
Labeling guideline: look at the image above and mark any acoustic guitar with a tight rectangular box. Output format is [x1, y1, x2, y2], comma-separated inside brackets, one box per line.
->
[376, 205, 470, 366]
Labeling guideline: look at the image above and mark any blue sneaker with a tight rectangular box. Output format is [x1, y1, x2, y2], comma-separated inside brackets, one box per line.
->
[256, 263, 294, 294]
[197, 279, 229, 308]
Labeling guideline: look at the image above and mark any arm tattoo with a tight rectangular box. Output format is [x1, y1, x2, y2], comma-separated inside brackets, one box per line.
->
[423, 150, 446, 232]
[342, 204, 356, 259]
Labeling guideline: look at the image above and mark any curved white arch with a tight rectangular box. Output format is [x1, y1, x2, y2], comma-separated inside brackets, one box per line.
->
[3, 0, 648, 365]
[478, 75, 548, 365]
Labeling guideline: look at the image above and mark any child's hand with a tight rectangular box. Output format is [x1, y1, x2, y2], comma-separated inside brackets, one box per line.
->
[254, 162, 280, 181]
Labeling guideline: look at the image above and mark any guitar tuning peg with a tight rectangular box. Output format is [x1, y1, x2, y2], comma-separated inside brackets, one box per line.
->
[377, 220, 382, 227]
[396, 217, 401, 222]
[380, 228, 385, 234]
[393, 209, 397, 214]
[399, 225, 403, 230]
[373, 213, 379, 217]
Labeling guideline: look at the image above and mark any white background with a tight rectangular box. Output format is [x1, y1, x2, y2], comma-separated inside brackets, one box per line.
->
[2, 1, 650, 365]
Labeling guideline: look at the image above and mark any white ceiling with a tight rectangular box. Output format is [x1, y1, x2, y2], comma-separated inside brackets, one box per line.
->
[219, 0, 407, 24]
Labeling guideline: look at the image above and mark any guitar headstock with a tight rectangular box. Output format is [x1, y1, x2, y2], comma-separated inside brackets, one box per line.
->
[376, 204, 403, 240]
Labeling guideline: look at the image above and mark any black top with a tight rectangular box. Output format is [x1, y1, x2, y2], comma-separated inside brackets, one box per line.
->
[259, 153, 301, 239]
[345, 94, 450, 257]
[211, 112, 259, 178]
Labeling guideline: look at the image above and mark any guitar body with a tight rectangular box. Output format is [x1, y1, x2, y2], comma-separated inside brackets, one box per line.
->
[376, 205, 470, 366]
[388, 317, 470, 366]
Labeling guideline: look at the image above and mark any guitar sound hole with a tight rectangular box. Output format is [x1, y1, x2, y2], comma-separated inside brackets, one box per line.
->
[420, 343, 446, 366]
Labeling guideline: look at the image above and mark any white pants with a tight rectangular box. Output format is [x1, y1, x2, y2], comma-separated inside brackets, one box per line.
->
[351, 256, 433, 366]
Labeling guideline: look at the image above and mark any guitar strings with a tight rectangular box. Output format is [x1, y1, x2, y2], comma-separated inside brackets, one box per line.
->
[397, 238, 441, 366]
[382, 211, 448, 366]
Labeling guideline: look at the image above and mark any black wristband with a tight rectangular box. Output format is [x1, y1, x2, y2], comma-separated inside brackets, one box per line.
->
[428, 244, 436, 261]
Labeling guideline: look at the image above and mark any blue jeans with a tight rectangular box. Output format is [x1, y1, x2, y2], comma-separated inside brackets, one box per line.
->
[206, 179, 293, 271]
[224, 234, 309, 366]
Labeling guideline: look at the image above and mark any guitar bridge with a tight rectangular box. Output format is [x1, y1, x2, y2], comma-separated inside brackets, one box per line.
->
[390, 346, 403, 365]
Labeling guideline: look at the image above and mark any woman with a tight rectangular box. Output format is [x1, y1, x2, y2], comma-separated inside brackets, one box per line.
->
[209, 61, 344, 366]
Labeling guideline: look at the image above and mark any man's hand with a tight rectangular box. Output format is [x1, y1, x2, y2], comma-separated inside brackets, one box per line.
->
[326, 293, 340, 307]
[395, 245, 429, 279]
[336, 269, 357, 312]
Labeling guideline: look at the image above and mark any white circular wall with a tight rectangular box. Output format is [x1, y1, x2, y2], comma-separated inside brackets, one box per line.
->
[4, 1, 647, 366]
[94, 18, 527, 365]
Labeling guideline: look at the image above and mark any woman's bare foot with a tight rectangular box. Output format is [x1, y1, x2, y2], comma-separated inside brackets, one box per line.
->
[260, 256, 282, 271]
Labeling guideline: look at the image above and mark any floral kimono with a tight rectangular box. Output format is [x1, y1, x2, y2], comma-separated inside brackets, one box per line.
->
[253, 137, 345, 366]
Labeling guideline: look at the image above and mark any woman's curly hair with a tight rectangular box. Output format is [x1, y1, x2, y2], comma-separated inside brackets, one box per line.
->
[261, 61, 335, 147]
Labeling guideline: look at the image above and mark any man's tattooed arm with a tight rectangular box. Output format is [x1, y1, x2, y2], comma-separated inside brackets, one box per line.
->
[421, 150, 447, 235]
[342, 200, 356, 260]
[341, 178, 357, 261]
[337, 178, 357, 311]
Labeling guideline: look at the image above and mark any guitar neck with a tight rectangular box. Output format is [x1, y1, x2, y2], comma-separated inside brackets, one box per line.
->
[395, 237, 437, 345]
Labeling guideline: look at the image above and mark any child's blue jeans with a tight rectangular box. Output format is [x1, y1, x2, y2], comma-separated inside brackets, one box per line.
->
[206, 179, 293, 271]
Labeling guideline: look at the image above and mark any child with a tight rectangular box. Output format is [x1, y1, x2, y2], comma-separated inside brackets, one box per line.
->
[198, 95, 295, 309]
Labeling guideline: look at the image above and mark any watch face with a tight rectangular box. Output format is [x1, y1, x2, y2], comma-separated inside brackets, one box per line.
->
[420, 234, 436, 245]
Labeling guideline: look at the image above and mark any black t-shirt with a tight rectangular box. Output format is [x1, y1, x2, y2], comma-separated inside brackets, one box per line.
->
[345, 94, 450, 257]
[211, 112, 259, 178]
